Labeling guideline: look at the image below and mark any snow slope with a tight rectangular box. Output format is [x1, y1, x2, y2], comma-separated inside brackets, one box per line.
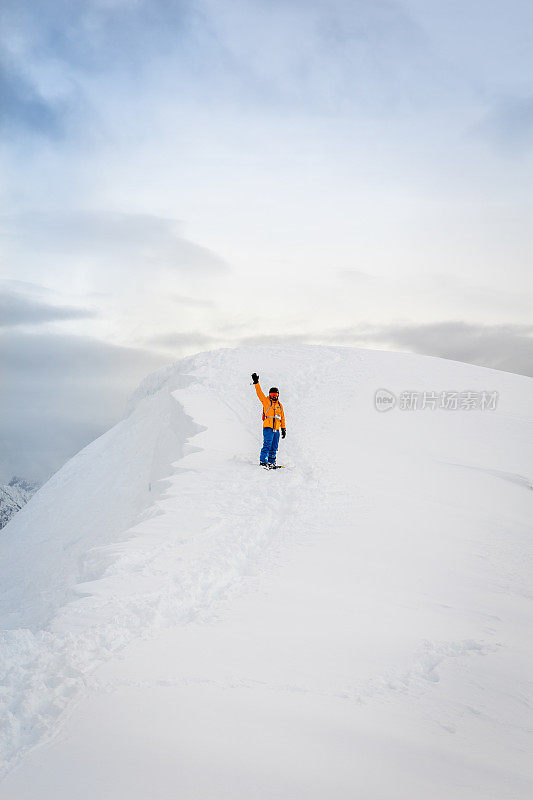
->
[0, 346, 532, 799]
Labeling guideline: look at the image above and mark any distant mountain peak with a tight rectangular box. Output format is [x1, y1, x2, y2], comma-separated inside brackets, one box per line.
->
[8, 476, 39, 492]
[0, 477, 39, 530]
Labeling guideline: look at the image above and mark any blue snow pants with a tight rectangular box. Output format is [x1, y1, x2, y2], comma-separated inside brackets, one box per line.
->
[260, 427, 280, 465]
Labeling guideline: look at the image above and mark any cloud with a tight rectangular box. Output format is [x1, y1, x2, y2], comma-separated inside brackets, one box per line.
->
[235, 320, 533, 378]
[0, 0, 448, 146]
[180, 0, 448, 118]
[0, 290, 97, 328]
[147, 331, 214, 349]
[475, 95, 533, 155]
[1, 0, 193, 75]
[2, 211, 229, 280]
[0, 58, 66, 138]
[0, 280, 56, 297]
[322, 320, 533, 378]
[0, 331, 166, 483]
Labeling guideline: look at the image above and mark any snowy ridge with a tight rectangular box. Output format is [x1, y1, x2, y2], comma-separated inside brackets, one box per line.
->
[0, 348, 310, 776]
[0, 346, 532, 798]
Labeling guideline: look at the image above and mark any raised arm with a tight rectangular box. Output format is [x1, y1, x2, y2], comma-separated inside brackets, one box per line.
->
[251, 373, 266, 403]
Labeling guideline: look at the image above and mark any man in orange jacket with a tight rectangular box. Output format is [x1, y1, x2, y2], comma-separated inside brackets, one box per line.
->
[251, 373, 286, 468]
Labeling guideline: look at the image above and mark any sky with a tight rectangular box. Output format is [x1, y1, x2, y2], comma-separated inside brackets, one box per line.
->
[1, 0, 533, 483]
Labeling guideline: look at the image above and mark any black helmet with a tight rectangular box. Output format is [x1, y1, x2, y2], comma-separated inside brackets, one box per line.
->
[269, 387, 279, 395]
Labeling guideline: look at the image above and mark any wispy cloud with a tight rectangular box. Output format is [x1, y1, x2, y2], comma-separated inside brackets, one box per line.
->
[0, 290, 96, 328]
[0, 0, 448, 148]
[2, 211, 229, 278]
[475, 95, 533, 155]
[0, 58, 66, 138]
[1, 0, 193, 75]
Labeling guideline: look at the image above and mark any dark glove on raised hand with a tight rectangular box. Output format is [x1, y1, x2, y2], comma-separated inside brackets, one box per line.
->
[251, 373, 259, 384]
[281, 428, 286, 439]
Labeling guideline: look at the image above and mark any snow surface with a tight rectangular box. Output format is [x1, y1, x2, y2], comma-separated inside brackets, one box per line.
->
[0, 345, 532, 799]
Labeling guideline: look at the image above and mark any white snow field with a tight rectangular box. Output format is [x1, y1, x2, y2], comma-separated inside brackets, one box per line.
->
[0, 345, 532, 799]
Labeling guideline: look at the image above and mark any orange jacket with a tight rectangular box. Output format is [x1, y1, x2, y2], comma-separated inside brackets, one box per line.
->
[255, 383, 286, 431]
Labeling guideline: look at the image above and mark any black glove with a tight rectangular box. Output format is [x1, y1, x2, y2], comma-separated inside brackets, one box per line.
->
[251, 373, 259, 384]
[281, 428, 286, 439]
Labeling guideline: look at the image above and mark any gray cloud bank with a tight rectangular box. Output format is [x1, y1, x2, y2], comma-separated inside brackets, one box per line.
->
[241, 321, 533, 378]
[344, 321, 533, 378]
[0, 291, 96, 327]
[0, 331, 166, 483]
[3, 212, 229, 278]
